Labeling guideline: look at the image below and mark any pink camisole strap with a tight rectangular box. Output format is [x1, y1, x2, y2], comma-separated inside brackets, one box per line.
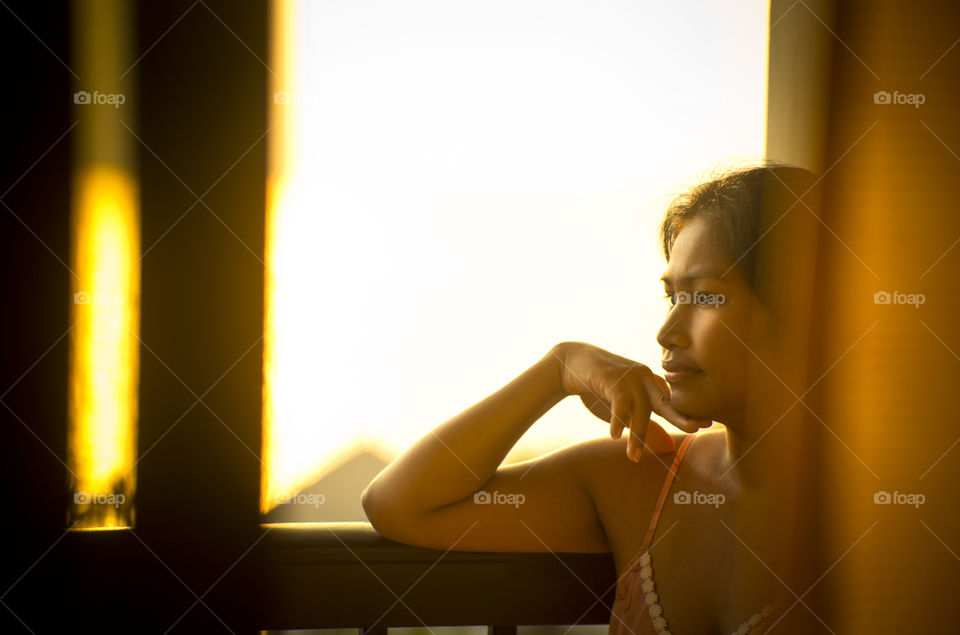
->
[638, 433, 696, 553]
[610, 432, 782, 634]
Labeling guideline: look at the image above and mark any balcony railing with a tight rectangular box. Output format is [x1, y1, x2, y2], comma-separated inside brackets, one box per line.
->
[259, 522, 617, 633]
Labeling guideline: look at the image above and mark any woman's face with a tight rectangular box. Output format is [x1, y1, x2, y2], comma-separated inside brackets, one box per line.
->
[656, 216, 761, 427]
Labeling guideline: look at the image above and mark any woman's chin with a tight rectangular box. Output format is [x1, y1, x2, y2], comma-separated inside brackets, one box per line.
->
[666, 390, 715, 422]
[666, 385, 695, 406]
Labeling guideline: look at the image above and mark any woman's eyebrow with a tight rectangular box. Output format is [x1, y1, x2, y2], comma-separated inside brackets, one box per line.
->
[660, 270, 725, 284]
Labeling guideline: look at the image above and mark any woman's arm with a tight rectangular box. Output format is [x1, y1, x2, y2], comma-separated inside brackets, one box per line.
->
[361, 343, 569, 530]
[361, 341, 703, 552]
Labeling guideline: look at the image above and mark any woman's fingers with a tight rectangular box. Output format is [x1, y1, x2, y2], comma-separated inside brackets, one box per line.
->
[607, 367, 713, 458]
[644, 421, 677, 453]
[626, 408, 650, 462]
[610, 419, 624, 440]
[609, 397, 630, 442]
[646, 374, 707, 432]
[657, 402, 700, 432]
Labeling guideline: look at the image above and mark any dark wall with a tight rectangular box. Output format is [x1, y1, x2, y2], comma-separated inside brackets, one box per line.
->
[1, 1, 267, 632]
[0, 0, 75, 627]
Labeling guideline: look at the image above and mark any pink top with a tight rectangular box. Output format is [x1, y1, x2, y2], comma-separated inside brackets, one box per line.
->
[608, 433, 777, 635]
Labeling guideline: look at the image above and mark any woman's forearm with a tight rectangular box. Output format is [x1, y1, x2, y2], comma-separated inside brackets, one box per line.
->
[361, 343, 569, 525]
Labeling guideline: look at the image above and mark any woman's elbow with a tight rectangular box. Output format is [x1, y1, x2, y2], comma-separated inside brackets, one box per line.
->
[361, 483, 382, 525]
[362, 482, 398, 532]
[362, 483, 423, 544]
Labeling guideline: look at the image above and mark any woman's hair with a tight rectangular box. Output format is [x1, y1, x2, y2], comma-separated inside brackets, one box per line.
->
[659, 162, 819, 291]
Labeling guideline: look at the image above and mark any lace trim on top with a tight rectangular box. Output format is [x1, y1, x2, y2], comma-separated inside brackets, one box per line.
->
[613, 432, 780, 634]
[616, 550, 778, 634]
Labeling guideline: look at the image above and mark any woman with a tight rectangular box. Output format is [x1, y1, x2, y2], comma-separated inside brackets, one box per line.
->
[362, 163, 819, 634]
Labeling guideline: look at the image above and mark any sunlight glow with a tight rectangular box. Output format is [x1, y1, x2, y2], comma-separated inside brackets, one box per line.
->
[68, 166, 139, 529]
[263, 0, 307, 513]
[263, 0, 770, 513]
[67, 0, 139, 530]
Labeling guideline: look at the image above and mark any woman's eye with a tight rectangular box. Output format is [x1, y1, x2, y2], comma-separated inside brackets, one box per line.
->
[663, 291, 690, 307]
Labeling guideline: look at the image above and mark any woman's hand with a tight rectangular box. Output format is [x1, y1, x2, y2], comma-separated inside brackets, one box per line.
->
[556, 341, 711, 462]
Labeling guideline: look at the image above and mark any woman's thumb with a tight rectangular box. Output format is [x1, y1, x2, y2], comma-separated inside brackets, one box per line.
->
[644, 421, 677, 454]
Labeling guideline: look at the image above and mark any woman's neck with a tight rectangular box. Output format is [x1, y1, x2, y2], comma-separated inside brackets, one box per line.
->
[717, 419, 807, 614]
[718, 419, 772, 494]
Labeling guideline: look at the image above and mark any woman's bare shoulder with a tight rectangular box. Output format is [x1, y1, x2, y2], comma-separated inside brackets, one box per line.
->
[541, 427, 727, 516]
[571, 429, 728, 557]
[573, 433, 691, 509]
[574, 427, 725, 482]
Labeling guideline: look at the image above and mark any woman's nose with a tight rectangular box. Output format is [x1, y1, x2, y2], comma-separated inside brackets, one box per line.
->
[656, 308, 688, 351]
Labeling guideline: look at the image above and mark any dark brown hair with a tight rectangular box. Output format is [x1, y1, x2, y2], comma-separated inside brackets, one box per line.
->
[659, 162, 819, 290]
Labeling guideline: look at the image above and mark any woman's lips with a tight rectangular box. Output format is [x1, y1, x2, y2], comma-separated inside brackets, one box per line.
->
[661, 361, 703, 383]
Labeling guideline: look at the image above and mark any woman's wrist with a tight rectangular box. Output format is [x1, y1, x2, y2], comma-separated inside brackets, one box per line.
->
[549, 341, 576, 400]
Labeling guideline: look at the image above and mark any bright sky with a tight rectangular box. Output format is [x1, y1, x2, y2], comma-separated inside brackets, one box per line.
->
[264, 0, 769, 504]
